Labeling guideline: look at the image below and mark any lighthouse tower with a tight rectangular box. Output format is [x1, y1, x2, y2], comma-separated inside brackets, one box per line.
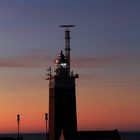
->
[47, 25, 79, 140]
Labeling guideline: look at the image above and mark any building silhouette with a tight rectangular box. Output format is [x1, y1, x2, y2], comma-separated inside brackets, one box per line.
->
[47, 25, 78, 140]
[47, 25, 121, 140]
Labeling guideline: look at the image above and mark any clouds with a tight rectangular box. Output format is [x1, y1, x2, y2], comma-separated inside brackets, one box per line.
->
[73, 53, 140, 69]
[0, 49, 50, 68]
[0, 0, 139, 132]
[72, 53, 140, 87]
[0, 49, 139, 73]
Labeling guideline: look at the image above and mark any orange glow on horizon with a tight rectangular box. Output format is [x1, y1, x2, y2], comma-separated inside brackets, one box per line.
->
[0, 76, 139, 133]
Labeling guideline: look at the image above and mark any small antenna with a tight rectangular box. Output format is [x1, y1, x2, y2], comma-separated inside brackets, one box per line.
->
[46, 67, 52, 80]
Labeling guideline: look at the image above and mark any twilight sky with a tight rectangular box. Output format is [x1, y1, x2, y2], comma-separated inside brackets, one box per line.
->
[0, 0, 140, 132]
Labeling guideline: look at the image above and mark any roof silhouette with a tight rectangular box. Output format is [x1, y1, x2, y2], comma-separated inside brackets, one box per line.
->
[68, 130, 121, 140]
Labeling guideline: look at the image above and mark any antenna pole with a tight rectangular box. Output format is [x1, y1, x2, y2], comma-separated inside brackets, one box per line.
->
[17, 114, 20, 139]
[45, 113, 48, 140]
[60, 25, 75, 71]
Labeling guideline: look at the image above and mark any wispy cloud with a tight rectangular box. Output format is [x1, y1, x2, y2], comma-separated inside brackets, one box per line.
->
[0, 50, 140, 68]
[72, 53, 140, 87]
[0, 51, 139, 69]
[0, 49, 50, 68]
[73, 54, 140, 68]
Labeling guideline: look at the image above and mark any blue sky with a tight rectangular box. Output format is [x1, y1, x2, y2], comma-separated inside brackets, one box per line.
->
[0, 0, 140, 55]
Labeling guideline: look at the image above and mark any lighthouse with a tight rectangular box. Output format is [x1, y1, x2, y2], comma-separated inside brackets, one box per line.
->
[47, 25, 79, 140]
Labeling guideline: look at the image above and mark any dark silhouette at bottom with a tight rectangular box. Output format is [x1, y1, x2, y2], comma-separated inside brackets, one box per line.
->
[0, 137, 23, 140]
[67, 130, 121, 140]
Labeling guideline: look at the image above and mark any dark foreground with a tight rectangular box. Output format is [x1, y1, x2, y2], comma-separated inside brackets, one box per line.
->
[0, 132, 140, 140]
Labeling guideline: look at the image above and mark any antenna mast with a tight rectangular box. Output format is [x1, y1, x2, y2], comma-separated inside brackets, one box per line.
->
[17, 114, 20, 139]
[60, 25, 75, 71]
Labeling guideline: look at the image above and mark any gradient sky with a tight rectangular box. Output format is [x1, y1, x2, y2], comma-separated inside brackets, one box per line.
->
[0, 0, 140, 133]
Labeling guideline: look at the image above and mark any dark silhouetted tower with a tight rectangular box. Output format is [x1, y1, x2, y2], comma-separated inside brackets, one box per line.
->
[47, 25, 79, 140]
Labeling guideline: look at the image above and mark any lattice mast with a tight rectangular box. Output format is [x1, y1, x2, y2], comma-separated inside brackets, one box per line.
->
[60, 25, 75, 73]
